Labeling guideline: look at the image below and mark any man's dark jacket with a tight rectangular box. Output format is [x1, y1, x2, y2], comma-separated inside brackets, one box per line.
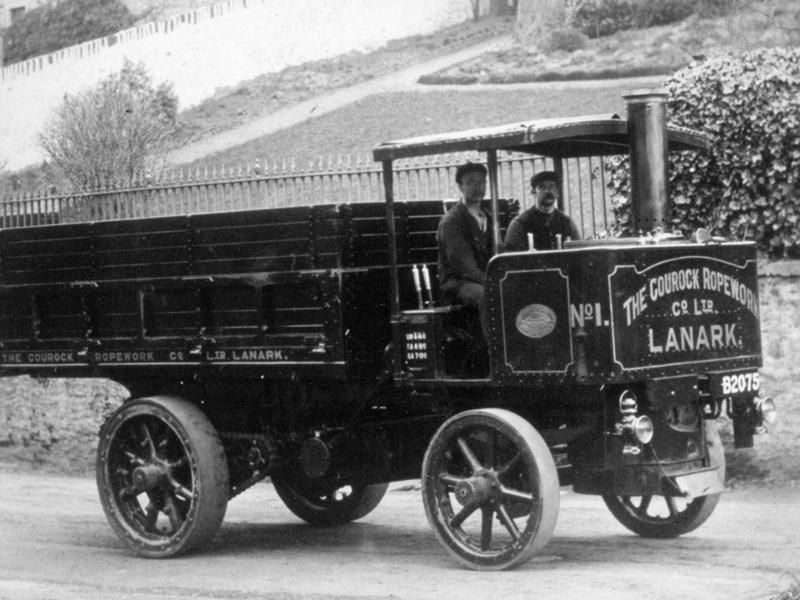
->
[504, 206, 579, 251]
[436, 201, 492, 299]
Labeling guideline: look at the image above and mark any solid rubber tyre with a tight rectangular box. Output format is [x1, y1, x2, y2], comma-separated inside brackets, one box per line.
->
[421, 408, 560, 570]
[96, 396, 229, 557]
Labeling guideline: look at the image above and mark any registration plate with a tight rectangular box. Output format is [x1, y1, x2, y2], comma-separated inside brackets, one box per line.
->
[709, 369, 760, 398]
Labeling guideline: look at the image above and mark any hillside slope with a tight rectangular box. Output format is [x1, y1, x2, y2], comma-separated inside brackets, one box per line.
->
[0, 0, 473, 170]
[167, 1, 798, 169]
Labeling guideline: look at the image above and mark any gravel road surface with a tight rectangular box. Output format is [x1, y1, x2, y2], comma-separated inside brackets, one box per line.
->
[0, 472, 797, 600]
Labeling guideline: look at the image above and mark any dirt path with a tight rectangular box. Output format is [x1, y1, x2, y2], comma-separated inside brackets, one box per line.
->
[167, 35, 511, 165]
[0, 471, 797, 600]
[166, 34, 665, 167]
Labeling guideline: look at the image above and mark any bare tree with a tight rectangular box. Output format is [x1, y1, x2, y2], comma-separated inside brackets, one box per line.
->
[39, 59, 178, 191]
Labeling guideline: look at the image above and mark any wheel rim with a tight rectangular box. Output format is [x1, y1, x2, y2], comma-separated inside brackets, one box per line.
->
[608, 494, 708, 528]
[422, 409, 559, 570]
[281, 478, 364, 512]
[272, 472, 388, 526]
[603, 421, 724, 538]
[101, 411, 198, 545]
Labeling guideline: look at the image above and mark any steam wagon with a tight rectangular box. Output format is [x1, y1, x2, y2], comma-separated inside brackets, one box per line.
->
[0, 90, 775, 569]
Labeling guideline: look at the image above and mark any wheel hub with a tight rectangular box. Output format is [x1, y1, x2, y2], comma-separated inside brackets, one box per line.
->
[132, 463, 167, 491]
[454, 470, 498, 506]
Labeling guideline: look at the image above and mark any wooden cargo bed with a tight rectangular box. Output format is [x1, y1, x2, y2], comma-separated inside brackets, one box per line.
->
[0, 200, 516, 382]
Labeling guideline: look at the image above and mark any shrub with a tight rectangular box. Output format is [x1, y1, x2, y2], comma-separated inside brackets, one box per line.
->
[694, 0, 739, 18]
[605, 47, 800, 257]
[539, 26, 589, 52]
[2, 0, 135, 65]
[572, 0, 695, 38]
[39, 60, 178, 190]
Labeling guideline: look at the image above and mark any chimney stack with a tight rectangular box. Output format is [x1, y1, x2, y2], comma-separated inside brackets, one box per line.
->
[624, 90, 669, 233]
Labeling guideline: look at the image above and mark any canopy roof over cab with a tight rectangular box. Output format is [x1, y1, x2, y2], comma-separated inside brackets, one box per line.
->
[371, 113, 710, 161]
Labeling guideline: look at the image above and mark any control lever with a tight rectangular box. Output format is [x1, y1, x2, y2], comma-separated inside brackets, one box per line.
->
[421, 264, 434, 307]
[411, 264, 424, 309]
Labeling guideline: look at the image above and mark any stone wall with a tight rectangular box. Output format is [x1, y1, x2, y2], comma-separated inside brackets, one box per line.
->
[725, 260, 800, 485]
[1, 261, 798, 482]
[0, 377, 127, 472]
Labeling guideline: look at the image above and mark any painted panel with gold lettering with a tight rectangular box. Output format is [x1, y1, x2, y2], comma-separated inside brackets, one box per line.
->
[609, 255, 761, 370]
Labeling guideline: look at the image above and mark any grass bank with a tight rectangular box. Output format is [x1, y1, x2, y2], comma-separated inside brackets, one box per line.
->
[183, 80, 657, 169]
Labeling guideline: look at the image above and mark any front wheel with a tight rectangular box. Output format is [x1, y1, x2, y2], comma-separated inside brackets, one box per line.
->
[602, 420, 725, 538]
[422, 408, 560, 570]
[96, 396, 229, 557]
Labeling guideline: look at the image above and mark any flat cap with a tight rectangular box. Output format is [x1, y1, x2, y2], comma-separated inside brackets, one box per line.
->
[530, 170, 561, 188]
[455, 161, 487, 184]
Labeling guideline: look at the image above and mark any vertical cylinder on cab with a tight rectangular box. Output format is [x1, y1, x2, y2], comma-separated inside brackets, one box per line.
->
[625, 89, 669, 234]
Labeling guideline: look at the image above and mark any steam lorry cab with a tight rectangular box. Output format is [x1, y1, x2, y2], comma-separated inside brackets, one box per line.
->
[0, 90, 774, 569]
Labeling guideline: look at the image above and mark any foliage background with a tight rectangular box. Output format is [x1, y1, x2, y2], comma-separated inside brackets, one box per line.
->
[38, 60, 178, 190]
[2, 0, 135, 65]
[572, 0, 698, 38]
[605, 47, 800, 256]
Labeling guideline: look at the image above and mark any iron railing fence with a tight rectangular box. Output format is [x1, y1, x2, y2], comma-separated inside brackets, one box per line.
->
[0, 152, 614, 238]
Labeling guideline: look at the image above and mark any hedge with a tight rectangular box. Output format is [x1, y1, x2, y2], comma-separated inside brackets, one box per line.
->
[2, 0, 135, 65]
[572, 0, 695, 38]
[605, 47, 800, 257]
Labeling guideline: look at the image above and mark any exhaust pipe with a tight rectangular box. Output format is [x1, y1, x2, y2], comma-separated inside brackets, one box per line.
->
[625, 90, 669, 234]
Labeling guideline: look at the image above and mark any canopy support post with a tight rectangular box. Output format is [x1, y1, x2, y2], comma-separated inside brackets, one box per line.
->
[487, 149, 501, 255]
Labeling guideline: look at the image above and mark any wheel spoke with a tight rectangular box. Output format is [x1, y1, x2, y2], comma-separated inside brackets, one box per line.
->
[119, 485, 138, 499]
[497, 451, 521, 476]
[456, 437, 483, 474]
[170, 480, 193, 502]
[480, 507, 493, 550]
[496, 503, 522, 541]
[450, 503, 478, 529]
[666, 496, 679, 518]
[486, 431, 497, 469]
[164, 496, 184, 531]
[439, 473, 464, 489]
[500, 485, 533, 504]
[125, 450, 145, 466]
[636, 495, 652, 517]
[144, 502, 159, 532]
[168, 456, 188, 470]
[139, 422, 157, 459]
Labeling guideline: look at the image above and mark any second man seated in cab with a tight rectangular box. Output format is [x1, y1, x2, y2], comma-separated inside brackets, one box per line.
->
[504, 171, 580, 251]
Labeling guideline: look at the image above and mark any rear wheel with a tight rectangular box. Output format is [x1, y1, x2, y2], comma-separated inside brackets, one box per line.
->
[96, 396, 229, 557]
[272, 474, 389, 526]
[421, 408, 560, 570]
[602, 420, 725, 538]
